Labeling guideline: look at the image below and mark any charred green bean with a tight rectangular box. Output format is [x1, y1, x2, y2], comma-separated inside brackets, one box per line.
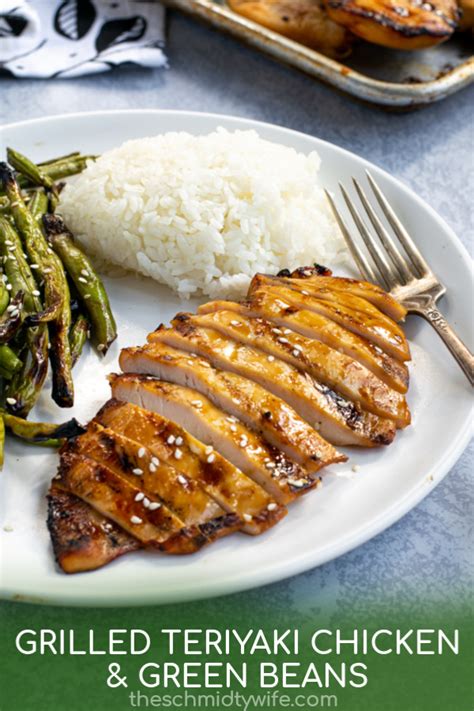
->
[44, 215, 117, 354]
[69, 313, 89, 367]
[7, 147, 55, 191]
[1, 411, 84, 442]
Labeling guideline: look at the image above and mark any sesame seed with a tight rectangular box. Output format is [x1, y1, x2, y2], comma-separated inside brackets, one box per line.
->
[239, 436, 248, 448]
[97, 344, 105, 351]
[175, 436, 183, 446]
[43, 268, 52, 274]
[6, 284, 12, 291]
[290, 479, 306, 488]
[174, 448, 183, 460]
[352, 464, 360, 473]
[292, 350, 300, 358]
[267, 503, 278, 511]
[278, 337, 289, 344]
[143, 497, 151, 508]
[3, 525, 14, 533]
[151, 457, 160, 466]
[138, 447, 146, 458]
[32, 289, 40, 296]
[267, 355, 275, 362]
[301, 290, 309, 295]
[230, 320, 240, 326]
[130, 515, 143, 525]
[205, 445, 213, 454]
[134, 492, 145, 502]
[191, 400, 202, 407]
[149, 463, 157, 473]
[84, 294, 91, 299]
[167, 435, 175, 445]
[81, 269, 89, 277]
[265, 462, 276, 469]
[230, 424, 237, 432]
[6, 397, 16, 405]
[283, 329, 292, 334]
[6, 304, 16, 313]
[207, 453, 216, 463]
[30, 264, 39, 269]
[8, 255, 16, 261]
[243, 514, 252, 522]
[178, 474, 187, 484]
[4, 240, 12, 246]
[148, 502, 161, 511]
[132, 468, 143, 476]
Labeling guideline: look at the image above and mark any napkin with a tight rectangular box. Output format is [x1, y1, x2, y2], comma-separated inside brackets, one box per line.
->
[0, 0, 167, 78]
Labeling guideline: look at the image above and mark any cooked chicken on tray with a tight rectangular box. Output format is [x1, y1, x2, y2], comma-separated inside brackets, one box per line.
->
[227, 0, 464, 53]
[47, 266, 411, 574]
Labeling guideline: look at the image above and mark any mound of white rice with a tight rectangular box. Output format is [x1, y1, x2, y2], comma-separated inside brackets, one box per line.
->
[59, 129, 348, 298]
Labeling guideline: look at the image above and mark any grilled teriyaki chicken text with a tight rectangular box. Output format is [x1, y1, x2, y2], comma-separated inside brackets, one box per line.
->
[48, 266, 411, 573]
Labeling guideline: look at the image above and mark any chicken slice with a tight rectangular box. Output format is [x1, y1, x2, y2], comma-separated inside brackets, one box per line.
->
[57, 451, 212, 552]
[275, 267, 407, 322]
[249, 275, 410, 362]
[120, 343, 346, 472]
[68, 422, 240, 548]
[93, 399, 285, 534]
[47, 485, 140, 573]
[197, 297, 408, 394]
[150, 317, 409, 428]
[110, 374, 316, 504]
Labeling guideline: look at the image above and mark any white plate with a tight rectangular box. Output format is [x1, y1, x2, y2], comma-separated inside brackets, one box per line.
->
[0, 110, 472, 607]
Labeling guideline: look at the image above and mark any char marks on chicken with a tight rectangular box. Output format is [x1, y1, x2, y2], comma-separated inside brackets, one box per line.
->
[48, 266, 411, 572]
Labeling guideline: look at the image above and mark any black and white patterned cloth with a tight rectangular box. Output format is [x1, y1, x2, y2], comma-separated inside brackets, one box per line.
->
[0, 0, 167, 77]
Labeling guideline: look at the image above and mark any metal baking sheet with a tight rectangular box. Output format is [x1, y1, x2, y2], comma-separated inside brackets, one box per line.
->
[163, 0, 474, 108]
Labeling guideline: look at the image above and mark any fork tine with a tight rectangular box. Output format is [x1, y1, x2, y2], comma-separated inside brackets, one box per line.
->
[324, 189, 378, 284]
[338, 183, 392, 290]
[352, 178, 413, 286]
[366, 171, 432, 277]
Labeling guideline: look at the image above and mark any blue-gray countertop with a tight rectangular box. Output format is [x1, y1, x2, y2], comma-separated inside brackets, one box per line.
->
[1, 10, 473, 614]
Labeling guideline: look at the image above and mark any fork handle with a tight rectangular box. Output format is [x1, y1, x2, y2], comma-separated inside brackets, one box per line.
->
[413, 306, 474, 386]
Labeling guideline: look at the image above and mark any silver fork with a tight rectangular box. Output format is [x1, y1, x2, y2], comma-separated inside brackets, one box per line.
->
[325, 172, 474, 386]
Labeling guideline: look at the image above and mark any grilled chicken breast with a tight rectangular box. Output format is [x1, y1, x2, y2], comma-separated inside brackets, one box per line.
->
[324, 0, 458, 49]
[150, 316, 409, 428]
[110, 374, 316, 504]
[249, 276, 410, 362]
[47, 267, 411, 573]
[227, 0, 353, 57]
[275, 267, 407, 322]
[197, 298, 408, 393]
[47, 485, 140, 573]
[120, 343, 346, 472]
[92, 400, 285, 535]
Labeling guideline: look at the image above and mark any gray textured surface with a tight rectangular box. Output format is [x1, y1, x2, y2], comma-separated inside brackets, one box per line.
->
[1, 10, 473, 611]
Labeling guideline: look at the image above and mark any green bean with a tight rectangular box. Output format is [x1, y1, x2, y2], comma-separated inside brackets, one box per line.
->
[0, 216, 43, 316]
[44, 215, 117, 354]
[7, 147, 55, 191]
[69, 313, 89, 367]
[0, 164, 64, 324]
[0, 278, 9, 315]
[28, 190, 49, 223]
[6, 326, 49, 417]
[38, 152, 80, 167]
[0, 166, 72, 408]
[1, 410, 84, 442]
[0, 291, 24, 343]
[0, 414, 4, 468]
[0, 344, 22, 374]
[20, 155, 96, 187]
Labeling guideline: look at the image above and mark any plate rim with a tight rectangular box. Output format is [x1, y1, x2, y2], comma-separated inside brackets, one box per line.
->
[1, 109, 472, 607]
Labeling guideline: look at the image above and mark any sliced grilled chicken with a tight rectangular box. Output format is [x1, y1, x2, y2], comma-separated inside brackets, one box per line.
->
[150, 317, 409, 428]
[276, 267, 407, 322]
[110, 374, 316, 504]
[47, 485, 140, 573]
[249, 275, 410, 362]
[67, 422, 239, 550]
[197, 298, 408, 394]
[120, 343, 346, 472]
[92, 399, 285, 534]
[57, 452, 209, 550]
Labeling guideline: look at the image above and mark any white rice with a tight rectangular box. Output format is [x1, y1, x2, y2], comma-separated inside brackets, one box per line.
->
[59, 128, 348, 298]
